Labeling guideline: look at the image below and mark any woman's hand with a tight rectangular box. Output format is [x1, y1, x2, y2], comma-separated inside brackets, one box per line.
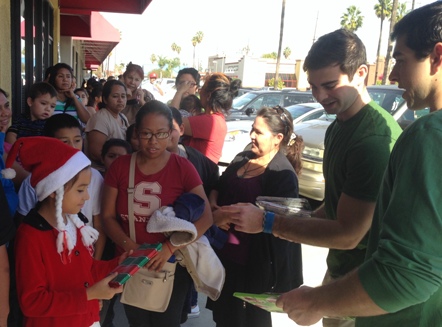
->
[135, 88, 145, 105]
[86, 272, 123, 301]
[145, 241, 174, 272]
[118, 250, 133, 265]
[212, 209, 232, 231]
[176, 80, 196, 96]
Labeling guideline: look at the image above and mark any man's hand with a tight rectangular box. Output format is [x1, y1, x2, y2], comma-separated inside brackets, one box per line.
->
[221, 203, 265, 234]
[277, 286, 323, 326]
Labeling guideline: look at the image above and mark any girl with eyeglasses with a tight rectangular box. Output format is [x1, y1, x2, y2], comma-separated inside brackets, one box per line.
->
[207, 106, 304, 327]
[101, 100, 213, 327]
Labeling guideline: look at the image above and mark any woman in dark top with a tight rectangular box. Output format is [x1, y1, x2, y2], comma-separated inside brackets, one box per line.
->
[207, 106, 304, 327]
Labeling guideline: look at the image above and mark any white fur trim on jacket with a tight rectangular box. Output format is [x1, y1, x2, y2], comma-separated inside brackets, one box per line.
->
[147, 206, 197, 246]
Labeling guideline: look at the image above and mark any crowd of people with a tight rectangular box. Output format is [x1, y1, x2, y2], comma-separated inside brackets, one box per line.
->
[0, 2, 441, 327]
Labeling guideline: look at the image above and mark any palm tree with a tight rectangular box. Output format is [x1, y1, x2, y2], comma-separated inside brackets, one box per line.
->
[191, 31, 204, 69]
[150, 54, 157, 65]
[382, 0, 399, 84]
[283, 46, 291, 60]
[171, 43, 181, 55]
[340, 6, 364, 32]
[274, 0, 286, 90]
[395, 2, 408, 21]
[374, 0, 392, 83]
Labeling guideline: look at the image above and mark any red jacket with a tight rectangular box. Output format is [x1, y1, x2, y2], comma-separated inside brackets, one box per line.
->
[15, 210, 118, 327]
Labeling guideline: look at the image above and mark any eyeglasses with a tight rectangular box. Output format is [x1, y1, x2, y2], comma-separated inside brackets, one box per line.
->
[178, 81, 197, 87]
[273, 105, 290, 134]
[138, 131, 170, 140]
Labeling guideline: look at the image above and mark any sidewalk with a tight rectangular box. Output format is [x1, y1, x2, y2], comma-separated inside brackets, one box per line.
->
[184, 244, 328, 327]
[113, 244, 328, 326]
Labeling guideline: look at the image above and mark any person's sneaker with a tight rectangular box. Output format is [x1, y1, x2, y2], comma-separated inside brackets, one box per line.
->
[188, 304, 200, 318]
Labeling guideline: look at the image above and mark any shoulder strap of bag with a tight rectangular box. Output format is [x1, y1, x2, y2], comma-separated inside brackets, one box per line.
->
[127, 152, 137, 241]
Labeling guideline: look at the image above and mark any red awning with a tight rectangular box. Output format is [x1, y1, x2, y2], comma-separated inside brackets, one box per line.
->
[71, 12, 120, 69]
[59, 0, 152, 15]
[60, 9, 91, 38]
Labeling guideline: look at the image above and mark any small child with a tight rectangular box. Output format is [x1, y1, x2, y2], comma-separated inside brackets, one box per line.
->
[179, 94, 203, 117]
[75, 88, 97, 117]
[5, 82, 57, 145]
[125, 124, 139, 152]
[74, 88, 89, 107]
[2, 137, 125, 327]
[101, 138, 132, 173]
[16, 114, 106, 259]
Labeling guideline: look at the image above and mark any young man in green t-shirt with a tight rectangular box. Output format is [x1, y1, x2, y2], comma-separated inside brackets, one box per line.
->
[222, 29, 403, 327]
[226, 2, 442, 326]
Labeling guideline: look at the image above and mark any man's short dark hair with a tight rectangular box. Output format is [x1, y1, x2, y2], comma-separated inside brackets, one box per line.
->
[392, 2, 442, 60]
[303, 29, 367, 80]
[28, 82, 57, 100]
[175, 68, 201, 87]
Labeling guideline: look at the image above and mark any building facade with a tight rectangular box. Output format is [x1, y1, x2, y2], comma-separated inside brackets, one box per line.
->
[1, 0, 151, 117]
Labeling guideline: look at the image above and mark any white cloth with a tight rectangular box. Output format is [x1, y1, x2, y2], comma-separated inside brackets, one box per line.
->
[146, 206, 197, 246]
[147, 207, 225, 300]
[176, 236, 225, 301]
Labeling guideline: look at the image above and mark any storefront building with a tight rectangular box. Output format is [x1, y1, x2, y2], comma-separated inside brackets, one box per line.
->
[0, 0, 151, 117]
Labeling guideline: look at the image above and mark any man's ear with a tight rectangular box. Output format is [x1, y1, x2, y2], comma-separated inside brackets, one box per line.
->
[355, 64, 368, 85]
[179, 123, 185, 136]
[430, 42, 442, 74]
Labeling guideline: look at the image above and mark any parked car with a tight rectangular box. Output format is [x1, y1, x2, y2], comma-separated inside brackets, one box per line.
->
[227, 90, 316, 121]
[219, 102, 325, 166]
[297, 85, 430, 201]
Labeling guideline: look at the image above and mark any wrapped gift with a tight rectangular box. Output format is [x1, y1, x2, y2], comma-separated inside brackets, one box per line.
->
[255, 196, 312, 218]
[108, 243, 162, 288]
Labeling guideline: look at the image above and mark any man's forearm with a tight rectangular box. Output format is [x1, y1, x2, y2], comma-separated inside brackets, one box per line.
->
[311, 269, 386, 318]
[272, 214, 361, 249]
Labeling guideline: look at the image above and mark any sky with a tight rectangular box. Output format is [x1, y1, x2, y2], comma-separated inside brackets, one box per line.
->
[102, 0, 434, 74]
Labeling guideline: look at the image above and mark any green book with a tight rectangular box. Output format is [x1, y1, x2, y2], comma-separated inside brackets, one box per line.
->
[233, 292, 283, 313]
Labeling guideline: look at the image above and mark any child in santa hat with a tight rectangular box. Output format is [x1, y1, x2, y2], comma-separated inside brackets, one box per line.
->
[2, 136, 127, 327]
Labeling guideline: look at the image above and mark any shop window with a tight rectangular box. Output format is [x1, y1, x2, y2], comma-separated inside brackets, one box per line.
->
[11, 0, 53, 117]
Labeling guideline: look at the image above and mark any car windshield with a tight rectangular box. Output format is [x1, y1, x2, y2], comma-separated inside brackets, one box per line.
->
[232, 93, 258, 110]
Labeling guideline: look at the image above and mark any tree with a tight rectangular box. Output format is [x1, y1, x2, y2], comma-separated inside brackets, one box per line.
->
[165, 57, 181, 77]
[382, 0, 399, 84]
[395, 2, 408, 21]
[274, 0, 286, 90]
[283, 46, 291, 59]
[171, 43, 181, 55]
[374, 0, 392, 83]
[150, 54, 157, 65]
[340, 5, 364, 32]
[191, 31, 204, 69]
[261, 52, 278, 59]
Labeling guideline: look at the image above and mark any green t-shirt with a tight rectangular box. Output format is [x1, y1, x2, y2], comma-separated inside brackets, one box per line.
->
[357, 110, 442, 326]
[323, 101, 402, 278]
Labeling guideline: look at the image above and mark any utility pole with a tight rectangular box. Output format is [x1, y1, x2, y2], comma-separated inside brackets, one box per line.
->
[312, 11, 319, 44]
[382, 0, 399, 85]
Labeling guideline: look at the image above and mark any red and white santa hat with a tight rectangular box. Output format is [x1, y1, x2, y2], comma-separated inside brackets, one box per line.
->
[2, 137, 98, 262]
